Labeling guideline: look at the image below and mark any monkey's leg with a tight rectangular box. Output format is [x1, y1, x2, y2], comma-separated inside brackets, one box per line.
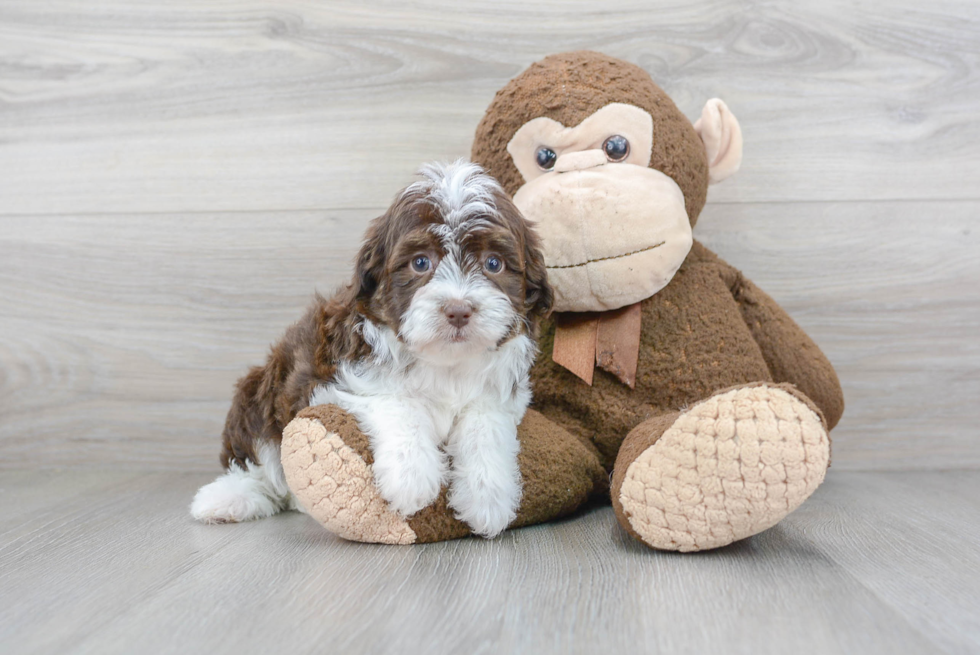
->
[610, 383, 830, 552]
[280, 405, 606, 544]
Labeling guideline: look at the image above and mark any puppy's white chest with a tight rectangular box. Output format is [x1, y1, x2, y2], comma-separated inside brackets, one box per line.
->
[411, 368, 496, 440]
[309, 333, 533, 445]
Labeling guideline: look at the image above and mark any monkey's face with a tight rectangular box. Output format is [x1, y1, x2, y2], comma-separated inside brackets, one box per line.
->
[506, 103, 693, 312]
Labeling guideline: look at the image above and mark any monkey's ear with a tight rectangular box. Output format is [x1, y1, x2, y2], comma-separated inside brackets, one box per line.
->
[693, 98, 743, 184]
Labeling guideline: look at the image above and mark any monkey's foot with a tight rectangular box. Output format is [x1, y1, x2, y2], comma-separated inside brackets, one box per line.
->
[281, 405, 418, 545]
[611, 384, 830, 552]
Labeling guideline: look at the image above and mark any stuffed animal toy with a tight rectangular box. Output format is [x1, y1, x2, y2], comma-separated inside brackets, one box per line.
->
[281, 51, 844, 551]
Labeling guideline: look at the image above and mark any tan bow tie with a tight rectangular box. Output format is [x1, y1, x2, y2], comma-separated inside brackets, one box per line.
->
[551, 302, 642, 389]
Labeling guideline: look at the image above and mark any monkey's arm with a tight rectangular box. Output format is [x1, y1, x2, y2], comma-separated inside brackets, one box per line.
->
[717, 261, 844, 430]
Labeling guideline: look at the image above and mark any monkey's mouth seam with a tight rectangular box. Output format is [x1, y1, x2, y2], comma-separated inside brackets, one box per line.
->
[545, 241, 666, 270]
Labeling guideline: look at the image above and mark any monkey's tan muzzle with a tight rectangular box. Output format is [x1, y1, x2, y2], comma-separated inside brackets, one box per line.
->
[513, 164, 693, 312]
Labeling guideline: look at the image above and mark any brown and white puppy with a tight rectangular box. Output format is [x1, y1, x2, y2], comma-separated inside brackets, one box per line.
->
[191, 161, 553, 537]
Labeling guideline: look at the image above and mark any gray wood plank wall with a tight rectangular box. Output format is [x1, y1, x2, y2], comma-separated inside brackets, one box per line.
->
[2, 0, 978, 471]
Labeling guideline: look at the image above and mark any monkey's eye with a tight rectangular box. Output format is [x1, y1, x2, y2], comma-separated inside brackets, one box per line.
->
[602, 135, 630, 162]
[484, 255, 504, 274]
[535, 147, 557, 170]
[410, 255, 431, 273]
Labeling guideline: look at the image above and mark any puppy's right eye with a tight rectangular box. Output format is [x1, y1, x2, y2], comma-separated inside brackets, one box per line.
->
[535, 147, 556, 170]
[410, 255, 431, 273]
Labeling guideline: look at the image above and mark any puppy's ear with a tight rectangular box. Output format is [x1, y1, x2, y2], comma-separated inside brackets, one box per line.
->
[352, 213, 389, 307]
[523, 225, 554, 322]
[499, 193, 554, 324]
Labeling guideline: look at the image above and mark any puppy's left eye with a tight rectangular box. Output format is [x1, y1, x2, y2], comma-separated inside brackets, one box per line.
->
[484, 255, 504, 274]
[411, 255, 431, 273]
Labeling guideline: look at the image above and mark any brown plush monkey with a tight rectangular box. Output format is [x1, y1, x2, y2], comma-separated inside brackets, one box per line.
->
[281, 51, 843, 551]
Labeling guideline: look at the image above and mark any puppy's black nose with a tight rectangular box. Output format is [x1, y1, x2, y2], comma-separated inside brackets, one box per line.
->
[443, 302, 473, 329]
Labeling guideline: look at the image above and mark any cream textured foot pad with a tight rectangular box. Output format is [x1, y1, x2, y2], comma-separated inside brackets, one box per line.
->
[619, 385, 829, 552]
[281, 417, 417, 545]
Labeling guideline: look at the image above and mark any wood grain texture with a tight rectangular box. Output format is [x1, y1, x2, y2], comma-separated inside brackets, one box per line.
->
[0, 212, 365, 468]
[0, 469, 977, 654]
[1, 0, 979, 215]
[2, 201, 977, 470]
[3, 4, 978, 653]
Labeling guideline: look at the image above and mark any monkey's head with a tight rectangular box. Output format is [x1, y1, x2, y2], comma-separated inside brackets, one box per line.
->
[471, 51, 742, 312]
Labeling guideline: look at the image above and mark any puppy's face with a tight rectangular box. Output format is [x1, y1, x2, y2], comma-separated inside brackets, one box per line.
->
[354, 161, 552, 363]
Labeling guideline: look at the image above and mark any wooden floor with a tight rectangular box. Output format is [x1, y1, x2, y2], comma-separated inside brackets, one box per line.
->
[1, 469, 978, 654]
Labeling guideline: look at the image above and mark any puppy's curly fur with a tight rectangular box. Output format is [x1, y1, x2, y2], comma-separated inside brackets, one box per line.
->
[191, 161, 552, 537]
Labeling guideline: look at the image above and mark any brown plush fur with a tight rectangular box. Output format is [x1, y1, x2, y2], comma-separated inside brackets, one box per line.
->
[529, 241, 844, 471]
[220, 180, 552, 472]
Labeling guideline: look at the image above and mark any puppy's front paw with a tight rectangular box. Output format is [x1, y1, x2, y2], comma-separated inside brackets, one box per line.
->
[372, 448, 446, 517]
[449, 475, 521, 539]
